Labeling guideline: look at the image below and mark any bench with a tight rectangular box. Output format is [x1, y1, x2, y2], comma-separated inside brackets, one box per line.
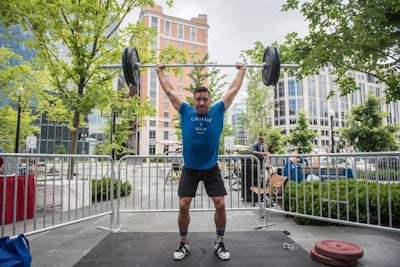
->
[251, 174, 288, 197]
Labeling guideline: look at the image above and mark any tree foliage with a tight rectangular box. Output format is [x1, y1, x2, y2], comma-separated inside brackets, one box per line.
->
[288, 109, 317, 153]
[0, 0, 176, 158]
[241, 41, 286, 151]
[340, 92, 399, 152]
[282, 0, 400, 102]
[0, 47, 47, 151]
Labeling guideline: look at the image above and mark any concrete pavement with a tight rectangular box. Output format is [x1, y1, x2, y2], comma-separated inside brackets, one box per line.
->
[28, 210, 400, 267]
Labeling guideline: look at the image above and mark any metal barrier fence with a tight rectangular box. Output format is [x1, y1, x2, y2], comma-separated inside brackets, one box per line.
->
[115, 155, 260, 212]
[260, 151, 400, 232]
[1, 153, 114, 238]
[1, 151, 399, 238]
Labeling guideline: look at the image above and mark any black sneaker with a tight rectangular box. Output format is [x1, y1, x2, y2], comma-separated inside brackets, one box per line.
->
[214, 242, 230, 260]
[173, 241, 190, 260]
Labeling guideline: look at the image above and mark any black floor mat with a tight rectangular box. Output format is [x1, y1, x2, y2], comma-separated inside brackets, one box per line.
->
[74, 231, 323, 267]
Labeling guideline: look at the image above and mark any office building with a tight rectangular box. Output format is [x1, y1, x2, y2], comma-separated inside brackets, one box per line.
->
[233, 67, 400, 152]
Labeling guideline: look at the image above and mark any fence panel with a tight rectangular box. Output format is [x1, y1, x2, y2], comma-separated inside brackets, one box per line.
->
[261, 152, 400, 232]
[1, 153, 114, 238]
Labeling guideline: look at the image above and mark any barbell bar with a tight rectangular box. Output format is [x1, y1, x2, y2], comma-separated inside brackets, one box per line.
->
[105, 63, 298, 68]
[103, 46, 298, 88]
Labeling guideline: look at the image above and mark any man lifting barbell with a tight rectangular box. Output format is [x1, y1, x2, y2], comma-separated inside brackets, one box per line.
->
[155, 61, 246, 261]
[100, 45, 297, 261]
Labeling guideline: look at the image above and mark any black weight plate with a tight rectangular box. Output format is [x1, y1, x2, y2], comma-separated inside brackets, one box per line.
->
[122, 47, 130, 86]
[125, 47, 136, 87]
[262, 46, 280, 86]
[262, 46, 273, 86]
[272, 46, 281, 85]
[131, 47, 140, 87]
[267, 46, 277, 85]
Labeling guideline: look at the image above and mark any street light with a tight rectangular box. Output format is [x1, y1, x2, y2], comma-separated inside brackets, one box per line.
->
[329, 109, 335, 153]
[14, 87, 23, 153]
[80, 133, 87, 154]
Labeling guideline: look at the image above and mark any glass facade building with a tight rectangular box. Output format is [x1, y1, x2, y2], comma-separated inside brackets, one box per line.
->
[0, 23, 91, 154]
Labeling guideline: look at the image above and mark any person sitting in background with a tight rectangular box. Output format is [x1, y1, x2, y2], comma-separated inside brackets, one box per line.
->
[252, 137, 269, 161]
[267, 145, 276, 154]
[291, 147, 301, 163]
[169, 149, 183, 171]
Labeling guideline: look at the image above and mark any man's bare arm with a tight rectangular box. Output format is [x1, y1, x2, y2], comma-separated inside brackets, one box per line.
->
[155, 63, 183, 111]
[223, 63, 246, 111]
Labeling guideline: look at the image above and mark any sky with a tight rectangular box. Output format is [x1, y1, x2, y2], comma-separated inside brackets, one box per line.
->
[125, 0, 309, 102]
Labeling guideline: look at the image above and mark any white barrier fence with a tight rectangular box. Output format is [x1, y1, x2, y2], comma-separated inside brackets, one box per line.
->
[1, 153, 114, 237]
[1, 152, 399, 238]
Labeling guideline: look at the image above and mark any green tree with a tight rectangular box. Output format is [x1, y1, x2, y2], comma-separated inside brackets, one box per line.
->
[241, 41, 287, 151]
[54, 144, 68, 154]
[281, 0, 400, 102]
[0, 1, 186, 177]
[241, 42, 272, 142]
[267, 128, 286, 154]
[288, 110, 317, 153]
[0, 48, 45, 151]
[340, 93, 399, 152]
[0, 1, 177, 156]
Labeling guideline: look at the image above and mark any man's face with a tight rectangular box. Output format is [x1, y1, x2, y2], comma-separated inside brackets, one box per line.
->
[193, 91, 211, 115]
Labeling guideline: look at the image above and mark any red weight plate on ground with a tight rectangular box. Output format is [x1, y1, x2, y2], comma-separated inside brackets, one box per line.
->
[315, 240, 364, 260]
[311, 247, 359, 267]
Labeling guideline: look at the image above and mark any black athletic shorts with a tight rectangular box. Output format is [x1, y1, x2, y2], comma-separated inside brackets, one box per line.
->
[178, 164, 227, 198]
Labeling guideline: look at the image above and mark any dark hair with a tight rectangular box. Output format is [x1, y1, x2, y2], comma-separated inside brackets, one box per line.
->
[268, 145, 275, 153]
[193, 86, 210, 95]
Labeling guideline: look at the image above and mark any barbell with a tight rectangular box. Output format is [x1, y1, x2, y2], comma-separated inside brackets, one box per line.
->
[103, 46, 298, 87]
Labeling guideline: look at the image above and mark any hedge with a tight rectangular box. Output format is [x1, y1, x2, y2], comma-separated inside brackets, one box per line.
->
[283, 179, 400, 227]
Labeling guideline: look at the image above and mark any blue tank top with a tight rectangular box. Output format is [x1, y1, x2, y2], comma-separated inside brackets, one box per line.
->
[180, 101, 225, 169]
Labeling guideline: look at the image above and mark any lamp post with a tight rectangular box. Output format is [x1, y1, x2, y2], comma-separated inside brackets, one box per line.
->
[80, 133, 87, 154]
[14, 88, 23, 153]
[329, 109, 335, 153]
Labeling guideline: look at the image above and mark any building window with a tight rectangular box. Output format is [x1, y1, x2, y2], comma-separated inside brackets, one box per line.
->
[191, 44, 196, 50]
[178, 24, 184, 39]
[149, 145, 155, 155]
[289, 99, 296, 115]
[164, 102, 169, 109]
[279, 100, 285, 116]
[150, 69, 157, 106]
[164, 112, 169, 118]
[190, 26, 196, 41]
[164, 39, 170, 45]
[309, 99, 317, 117]
[178, 41, 183, 48]
[296, 81, 303, 96]
[288, 80, 296, 96]
[278, 82, 285, 97]
[149, 120, 156, 126]
[151, 17, 158, 30]
[165, 21, 171, 36]
[164, 122, 169, 127]
[163, 131, 169, 139]
[149, 130, 156, 139]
